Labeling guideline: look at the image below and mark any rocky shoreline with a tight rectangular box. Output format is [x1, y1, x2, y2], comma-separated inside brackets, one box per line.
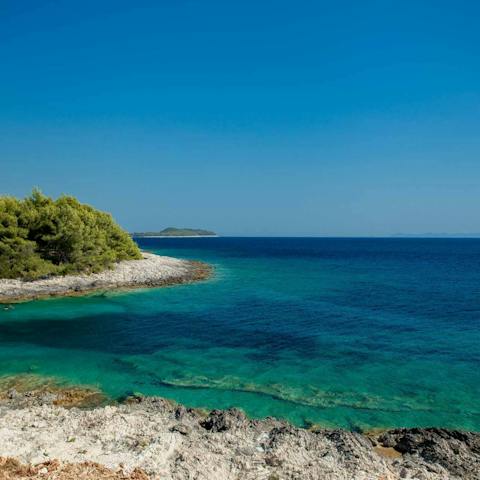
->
[0, 253, 211, 303]
[0, 378, 478, 480]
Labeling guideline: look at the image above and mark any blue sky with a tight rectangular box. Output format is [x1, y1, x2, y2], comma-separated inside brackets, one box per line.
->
[1, 1, 479, 235]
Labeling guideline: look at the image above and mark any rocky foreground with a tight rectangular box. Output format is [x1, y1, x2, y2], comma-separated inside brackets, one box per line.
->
[0, 253, 211, 303]
[0, 382, 478, 480]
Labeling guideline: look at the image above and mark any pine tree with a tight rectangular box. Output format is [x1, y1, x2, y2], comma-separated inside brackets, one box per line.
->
[0, 190, 141, 280]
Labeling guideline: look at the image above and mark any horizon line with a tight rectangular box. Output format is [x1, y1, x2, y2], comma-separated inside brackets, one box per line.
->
[131, 234, 480, 239]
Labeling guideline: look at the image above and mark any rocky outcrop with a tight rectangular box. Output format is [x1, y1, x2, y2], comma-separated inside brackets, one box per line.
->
[378, 428, 480, 479]
[0, 387, 479, 479]
[0, 253, 211, 303]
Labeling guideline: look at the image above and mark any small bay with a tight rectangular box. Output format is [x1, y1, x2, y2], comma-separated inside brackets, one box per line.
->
[1, 237, 479, 430]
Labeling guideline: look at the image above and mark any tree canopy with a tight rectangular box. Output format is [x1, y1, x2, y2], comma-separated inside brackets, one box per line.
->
[0, 190, 141, 280]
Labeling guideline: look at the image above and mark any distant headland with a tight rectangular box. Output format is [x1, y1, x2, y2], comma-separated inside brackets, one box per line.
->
[132, 227, 217, 237]
[0, 191, 211, 302]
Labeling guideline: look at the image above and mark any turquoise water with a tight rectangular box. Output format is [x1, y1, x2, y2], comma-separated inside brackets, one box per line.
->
[1, 238, 479, 431]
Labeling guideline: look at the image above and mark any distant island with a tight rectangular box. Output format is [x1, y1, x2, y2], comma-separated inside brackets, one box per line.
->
[132, 227, 217, 237]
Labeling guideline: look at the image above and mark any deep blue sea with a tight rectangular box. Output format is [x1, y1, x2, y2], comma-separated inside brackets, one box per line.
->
[1, 238, 479, 431]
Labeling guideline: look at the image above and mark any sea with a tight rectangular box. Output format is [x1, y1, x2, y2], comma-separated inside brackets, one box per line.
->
[1, 237, 479, 431]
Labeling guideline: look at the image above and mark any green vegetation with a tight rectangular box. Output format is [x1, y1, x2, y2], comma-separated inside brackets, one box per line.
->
[0, 189, 141, 280]
[133, 227, 216, 237]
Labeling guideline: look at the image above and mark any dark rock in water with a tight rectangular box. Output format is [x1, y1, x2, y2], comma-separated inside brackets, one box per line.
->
[123, 393, 145, 404]
[378, 428, 480, 478]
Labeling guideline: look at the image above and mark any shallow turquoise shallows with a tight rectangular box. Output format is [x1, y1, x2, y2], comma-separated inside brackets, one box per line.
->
[1, 238, 479, 431]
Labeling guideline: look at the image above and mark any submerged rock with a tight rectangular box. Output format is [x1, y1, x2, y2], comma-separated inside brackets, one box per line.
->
[0, 374, 107, 409]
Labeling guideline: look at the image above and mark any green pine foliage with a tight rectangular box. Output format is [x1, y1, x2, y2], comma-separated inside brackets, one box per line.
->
[0, 189, 142, 280]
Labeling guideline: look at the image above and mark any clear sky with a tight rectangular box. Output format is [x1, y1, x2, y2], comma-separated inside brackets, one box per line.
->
[1, 1, 479, 236]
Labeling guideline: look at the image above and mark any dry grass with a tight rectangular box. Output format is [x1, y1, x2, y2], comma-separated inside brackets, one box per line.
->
[373, 446, 402, 459]
[0, 458, 149, 480]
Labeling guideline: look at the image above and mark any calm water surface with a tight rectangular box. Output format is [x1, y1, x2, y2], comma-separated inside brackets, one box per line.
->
[1, 238, 479, 430]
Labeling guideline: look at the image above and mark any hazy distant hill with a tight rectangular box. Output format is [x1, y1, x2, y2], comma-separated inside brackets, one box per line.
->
[391, 233, 480, 238]
[132, 228, 217, 237]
